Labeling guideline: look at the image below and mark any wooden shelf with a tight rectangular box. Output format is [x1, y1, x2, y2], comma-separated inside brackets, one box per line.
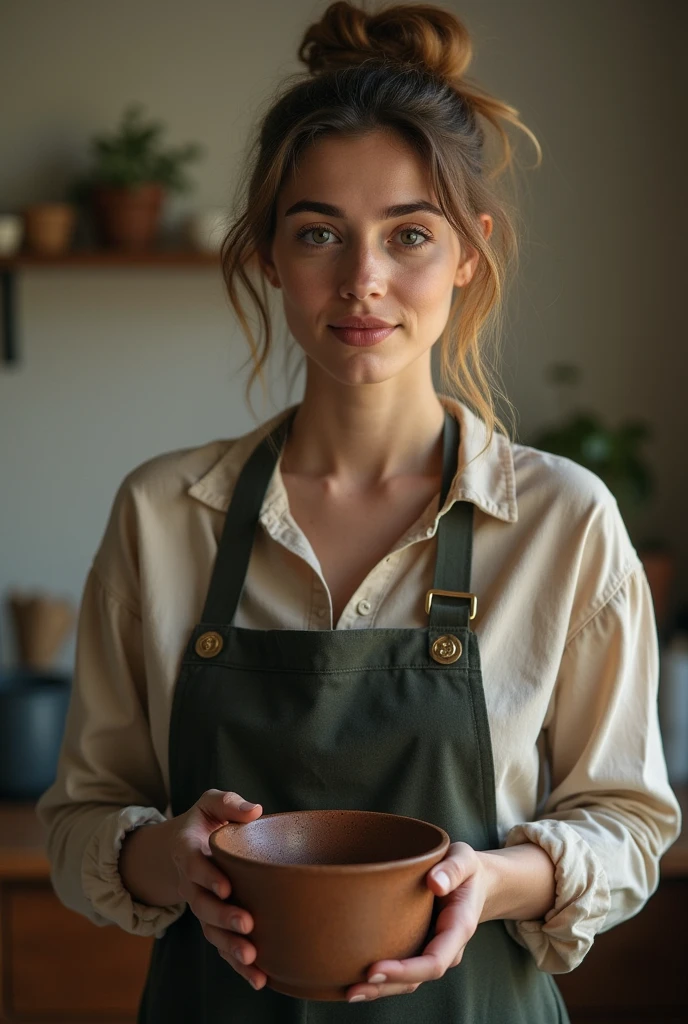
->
[0, 247, 222, 365]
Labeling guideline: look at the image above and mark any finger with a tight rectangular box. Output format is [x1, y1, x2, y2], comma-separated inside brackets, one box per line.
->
[417, 896, 480, 970]
[347, 981, 421, 1002]
[362, 906, 475, 988]
[218, 948, 268, 991]
[357, 952, 447, 986]
[174, 845, 235, 902]
[197, 789, 264, 829]
[175, 792, 263, 899]
[181, 879, 254, 934]
[202, 921, 259, 968]
[449, 944, 467, 969]
[427, 841, 477, 896]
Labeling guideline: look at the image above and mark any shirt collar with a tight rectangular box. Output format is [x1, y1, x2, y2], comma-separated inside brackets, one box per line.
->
[187, 394, 518, 524]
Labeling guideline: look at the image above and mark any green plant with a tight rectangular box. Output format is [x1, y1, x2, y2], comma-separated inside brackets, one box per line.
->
[69, 102, 204, 201]
[531, 363, 654, 529]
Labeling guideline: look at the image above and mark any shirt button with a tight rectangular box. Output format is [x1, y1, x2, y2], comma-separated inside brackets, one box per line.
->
[426, 526, 434, 537]
[356, 599, 372, 616]
[315, 607, 326, 617]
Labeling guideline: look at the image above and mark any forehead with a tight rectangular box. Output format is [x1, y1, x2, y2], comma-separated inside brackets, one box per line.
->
[277, 131, 435, 216]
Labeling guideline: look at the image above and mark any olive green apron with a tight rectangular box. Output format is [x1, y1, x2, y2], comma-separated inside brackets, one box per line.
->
[137, 407, 569, 1023]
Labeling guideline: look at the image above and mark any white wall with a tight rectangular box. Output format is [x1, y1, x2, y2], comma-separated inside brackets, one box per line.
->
[1, 0, 686, 671]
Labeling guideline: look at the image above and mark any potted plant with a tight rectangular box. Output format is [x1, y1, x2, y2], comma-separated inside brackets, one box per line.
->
[531, 363, 674, 630]
[69, 102, 204, 249]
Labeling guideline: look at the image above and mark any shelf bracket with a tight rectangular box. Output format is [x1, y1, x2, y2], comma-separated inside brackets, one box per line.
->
[1, 269, 17, 365]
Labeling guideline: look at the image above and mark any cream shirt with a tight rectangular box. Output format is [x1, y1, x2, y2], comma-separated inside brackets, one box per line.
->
[36, 395, 682, 975]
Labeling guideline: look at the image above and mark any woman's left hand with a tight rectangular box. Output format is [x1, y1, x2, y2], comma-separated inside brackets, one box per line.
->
[345, 841, 489, 1004]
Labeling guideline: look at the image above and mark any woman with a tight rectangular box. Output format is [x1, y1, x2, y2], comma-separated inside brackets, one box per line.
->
[37, 2, 681, 1021]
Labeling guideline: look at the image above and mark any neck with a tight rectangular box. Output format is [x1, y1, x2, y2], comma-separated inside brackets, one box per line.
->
[281, 358, 446, 489]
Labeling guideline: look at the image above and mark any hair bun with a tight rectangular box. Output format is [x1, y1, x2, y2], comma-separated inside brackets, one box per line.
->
[298, 1, 473, 88]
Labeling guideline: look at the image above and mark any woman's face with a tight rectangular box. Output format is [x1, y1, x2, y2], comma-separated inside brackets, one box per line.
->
[260, 130, 491, 388]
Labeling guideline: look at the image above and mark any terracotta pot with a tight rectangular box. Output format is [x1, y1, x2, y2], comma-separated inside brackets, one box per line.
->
[91, 183, 164, 249]
[209, 808, 450, 1001]
[23, 203, 76, 255]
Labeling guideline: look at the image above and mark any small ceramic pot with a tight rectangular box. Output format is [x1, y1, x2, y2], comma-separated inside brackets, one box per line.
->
[24, 203, 76, 255]
[209, 808, 450, 1001]
[0, 214, 24, 256]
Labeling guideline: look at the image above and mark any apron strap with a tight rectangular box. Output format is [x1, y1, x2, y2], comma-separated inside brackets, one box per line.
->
[429, 411, 475, 631]
[202, 406, 474, 629]
[201, 409, 297, 624]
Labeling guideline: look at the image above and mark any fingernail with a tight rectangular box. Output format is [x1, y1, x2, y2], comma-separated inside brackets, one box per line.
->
[212, 883, 224, 898]
[233, 946, 246, 964]
[230, 916, 243, 932]
[348, 994, 367, 1002]
[434, 870, 450, 891]
[249, 977, 260, 990]
[368, 973, 386, 984]
[239, 800, 257, 811]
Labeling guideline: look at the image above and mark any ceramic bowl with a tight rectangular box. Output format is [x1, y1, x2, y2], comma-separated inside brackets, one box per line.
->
[209, 808, 450, 1001]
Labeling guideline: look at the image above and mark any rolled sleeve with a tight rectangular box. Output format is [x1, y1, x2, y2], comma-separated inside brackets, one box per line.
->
[36, 564, 186, 937]
[81, 804, 185, 937]
[503, 819, 610, 972]
[503, 564, 682, 973]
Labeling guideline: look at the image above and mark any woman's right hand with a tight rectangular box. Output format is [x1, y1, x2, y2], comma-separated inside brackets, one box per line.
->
[171, 788, 268, 991]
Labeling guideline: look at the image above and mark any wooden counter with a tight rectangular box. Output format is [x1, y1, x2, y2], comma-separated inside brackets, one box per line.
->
[0, 792, 686, 1023]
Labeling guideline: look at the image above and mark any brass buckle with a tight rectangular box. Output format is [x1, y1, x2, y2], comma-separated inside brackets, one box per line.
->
[425, 589, 478, 620]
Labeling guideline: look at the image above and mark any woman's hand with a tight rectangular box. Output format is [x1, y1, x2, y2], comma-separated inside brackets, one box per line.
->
[344, 839, 556, 1003]
[345, 841, 489, 1004]
[172, 789, 268, 991]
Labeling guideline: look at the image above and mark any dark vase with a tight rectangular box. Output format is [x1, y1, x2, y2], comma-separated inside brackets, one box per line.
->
[0, 669, 71, 800]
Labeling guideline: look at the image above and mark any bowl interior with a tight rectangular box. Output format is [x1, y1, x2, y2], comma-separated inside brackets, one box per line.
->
[211, 809, 445, 867]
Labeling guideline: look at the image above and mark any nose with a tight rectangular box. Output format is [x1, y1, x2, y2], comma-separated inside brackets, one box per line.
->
[337, 239, 387, 301]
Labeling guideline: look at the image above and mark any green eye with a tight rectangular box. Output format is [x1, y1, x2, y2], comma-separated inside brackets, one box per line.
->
[295, 224, 432, 249]
[296, 226, 336, 246]
[400, 229, 428, 246]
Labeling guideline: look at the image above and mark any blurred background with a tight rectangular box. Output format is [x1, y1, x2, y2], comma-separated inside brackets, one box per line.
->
[0, 2, 686, 1022]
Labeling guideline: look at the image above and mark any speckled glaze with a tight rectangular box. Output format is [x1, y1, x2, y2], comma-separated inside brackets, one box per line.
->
[208, 808, 450, 1000]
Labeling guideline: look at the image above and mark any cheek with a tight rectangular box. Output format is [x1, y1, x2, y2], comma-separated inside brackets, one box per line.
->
[394, 260, 455, 336]
[279, 261, 328, 323]
[395, 260, 451, 305]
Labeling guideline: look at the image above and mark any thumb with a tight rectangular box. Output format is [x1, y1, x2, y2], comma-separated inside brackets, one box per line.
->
[198, 788, 263, 824]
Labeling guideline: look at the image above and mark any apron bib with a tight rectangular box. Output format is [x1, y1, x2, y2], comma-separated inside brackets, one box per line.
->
[137, 408, 569, 1023]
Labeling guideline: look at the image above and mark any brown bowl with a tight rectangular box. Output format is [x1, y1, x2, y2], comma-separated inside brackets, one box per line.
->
[208, 808, 449, 1001]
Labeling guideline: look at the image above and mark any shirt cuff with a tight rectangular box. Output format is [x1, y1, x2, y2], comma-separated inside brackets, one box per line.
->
[502, 818, 611, 973]
[81, 805, 187, 938]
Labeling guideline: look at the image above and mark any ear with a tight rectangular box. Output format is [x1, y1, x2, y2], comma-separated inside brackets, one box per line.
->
[257, 243, 282, 289]
[453, 213, 493, 288]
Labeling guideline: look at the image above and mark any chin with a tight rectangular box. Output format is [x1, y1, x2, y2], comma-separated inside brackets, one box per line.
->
[316, 352, 412, 387]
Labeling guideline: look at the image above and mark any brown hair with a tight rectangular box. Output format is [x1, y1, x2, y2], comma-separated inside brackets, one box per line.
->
[221, 1, 542, 451]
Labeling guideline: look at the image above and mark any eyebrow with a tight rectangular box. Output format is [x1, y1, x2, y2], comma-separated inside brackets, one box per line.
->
[283, 199, 445, 220]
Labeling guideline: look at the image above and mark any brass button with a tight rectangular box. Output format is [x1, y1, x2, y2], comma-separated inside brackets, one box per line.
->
[430, 634, 462, 664]
[195, 631, 224, 658]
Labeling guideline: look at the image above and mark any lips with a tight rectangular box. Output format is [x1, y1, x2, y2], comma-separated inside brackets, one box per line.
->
[329, 316, 397, 329]
[328, 323, 398, 348]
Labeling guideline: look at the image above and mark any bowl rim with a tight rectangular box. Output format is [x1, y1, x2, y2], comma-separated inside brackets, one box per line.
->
[208, 808, 451, 874]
